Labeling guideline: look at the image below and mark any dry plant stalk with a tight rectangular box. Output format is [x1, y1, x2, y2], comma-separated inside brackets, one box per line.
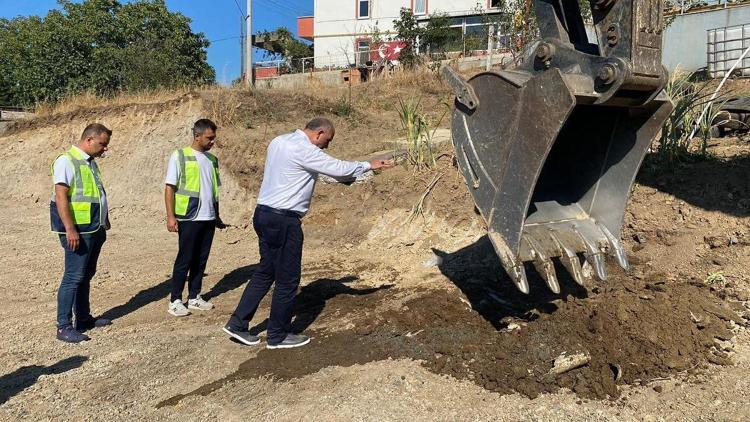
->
[406, 172, 445, 224]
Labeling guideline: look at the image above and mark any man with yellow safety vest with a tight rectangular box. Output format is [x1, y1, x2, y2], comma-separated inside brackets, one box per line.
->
[51, 123, 113, 343]
[164, 119, 226, 317]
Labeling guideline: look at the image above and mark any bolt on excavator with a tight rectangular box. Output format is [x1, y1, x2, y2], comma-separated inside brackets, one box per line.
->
[443, 0, 674, 293]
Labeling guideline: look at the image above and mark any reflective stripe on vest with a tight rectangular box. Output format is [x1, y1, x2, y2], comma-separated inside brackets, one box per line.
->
[174, 147, 220, 221]
[50, 147, 103, 234]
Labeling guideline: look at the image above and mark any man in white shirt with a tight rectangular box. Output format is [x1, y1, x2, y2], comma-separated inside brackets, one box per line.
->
[223, 117, 394, 349]
[51, 123, 113, 343]
[164, 119, 225, 317]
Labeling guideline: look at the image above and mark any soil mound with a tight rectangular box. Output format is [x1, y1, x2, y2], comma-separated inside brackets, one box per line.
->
[161, 272, 741, 406]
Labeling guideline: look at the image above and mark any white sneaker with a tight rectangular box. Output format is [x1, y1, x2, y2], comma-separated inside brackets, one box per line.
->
[188, 295, 214, 311]
[168, 299, 190, 317]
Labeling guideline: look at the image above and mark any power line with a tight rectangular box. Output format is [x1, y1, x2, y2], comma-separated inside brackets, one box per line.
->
[263, 0, 311, 15]
[231, 0, 246, 18]
[210, 35, 242, 43]
[257, 0, 311, 18]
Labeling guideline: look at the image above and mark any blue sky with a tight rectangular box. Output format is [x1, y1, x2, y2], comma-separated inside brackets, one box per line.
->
[0, 0, 313, 85]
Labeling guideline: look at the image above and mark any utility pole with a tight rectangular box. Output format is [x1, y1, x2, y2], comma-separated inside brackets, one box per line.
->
[245, 0, 253, 87]
[240, 16, 245, 83]
[486, 24, 495, 71]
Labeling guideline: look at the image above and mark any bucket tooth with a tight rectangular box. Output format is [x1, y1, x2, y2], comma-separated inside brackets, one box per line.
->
[573, 227, 608, 281]
[549, 231, 589, 286]
[523, 234, 560, 293]
[586, 252, 608, 281]
[597, 223, 630, 271]
[508, 263, 530, 294]
[489, 231, 530, 294]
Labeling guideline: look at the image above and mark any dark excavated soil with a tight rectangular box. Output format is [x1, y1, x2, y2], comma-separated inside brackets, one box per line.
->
[160, 268, 740, 407]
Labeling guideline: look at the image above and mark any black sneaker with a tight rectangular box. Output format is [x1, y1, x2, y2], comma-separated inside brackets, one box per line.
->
[75, 316, 112, 332]
[57, 326, 90, 343]
[266, 333, 310, 349]
[223, 326, 260, 346]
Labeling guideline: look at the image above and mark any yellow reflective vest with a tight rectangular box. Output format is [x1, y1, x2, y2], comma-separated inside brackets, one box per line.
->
[174, 147, 220, 221]
[50, 147, 105, 234]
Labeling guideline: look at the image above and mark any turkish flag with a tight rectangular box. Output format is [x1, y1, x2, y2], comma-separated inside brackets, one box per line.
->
[370, 41, 408, 63]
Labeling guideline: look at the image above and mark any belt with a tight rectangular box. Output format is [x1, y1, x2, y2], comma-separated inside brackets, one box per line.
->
[256, 204, 302, 219]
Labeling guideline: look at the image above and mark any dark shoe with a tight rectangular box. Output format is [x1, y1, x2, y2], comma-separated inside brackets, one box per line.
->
[57, 326, 90, 343]
[75, 316, 112, 332]
[266, 333, 310, 349]
[223, 326, 260, 346]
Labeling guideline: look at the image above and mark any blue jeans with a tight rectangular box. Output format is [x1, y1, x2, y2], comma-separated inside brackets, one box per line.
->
[56, 228, 107, 328]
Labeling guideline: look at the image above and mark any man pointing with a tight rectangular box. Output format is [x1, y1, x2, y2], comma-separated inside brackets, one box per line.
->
[224, 117, 394, 349]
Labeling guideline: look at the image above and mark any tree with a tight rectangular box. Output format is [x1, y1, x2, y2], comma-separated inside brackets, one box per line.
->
[392, 9, 464, 65]
[422, 12, 460, 54]
[392, 8, 422, 67]
[257, 27, 313, 72]
[0, 0, 215, 106]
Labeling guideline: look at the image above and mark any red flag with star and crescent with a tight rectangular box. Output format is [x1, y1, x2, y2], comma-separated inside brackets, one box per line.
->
[370, 41, 407, 64]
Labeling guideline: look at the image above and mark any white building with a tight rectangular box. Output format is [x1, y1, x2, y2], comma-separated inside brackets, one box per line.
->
[297, 0, 504, 68]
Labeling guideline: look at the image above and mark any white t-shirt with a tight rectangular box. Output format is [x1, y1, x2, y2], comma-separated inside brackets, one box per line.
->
[164, 148, 218, 221]
[51, 145, 109, 225]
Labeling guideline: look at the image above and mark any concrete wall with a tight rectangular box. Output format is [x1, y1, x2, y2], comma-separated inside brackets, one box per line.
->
[313, 0, 500, 68]
[663, 5, 750, 73]
[255, 69, 343, 90]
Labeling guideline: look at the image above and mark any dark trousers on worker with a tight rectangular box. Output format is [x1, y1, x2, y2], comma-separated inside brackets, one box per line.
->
[228, 207, 303, 344]
[57, 227, 107, 328]
[170, 220, 216, 302]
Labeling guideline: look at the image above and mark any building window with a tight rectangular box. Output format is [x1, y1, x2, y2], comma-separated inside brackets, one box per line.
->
[413, 0, 427, 15]
[356, 39, 371, 65]
[488, 0, 501, 8]
[357, 0, 370, 19]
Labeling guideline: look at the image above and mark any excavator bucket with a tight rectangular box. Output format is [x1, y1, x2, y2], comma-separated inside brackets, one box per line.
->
[443, 0, 674, 293]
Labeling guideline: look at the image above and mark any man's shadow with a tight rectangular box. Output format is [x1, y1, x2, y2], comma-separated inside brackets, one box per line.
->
[245, 276, 392, 335]
[433, 235, 588, 330]
[101, 265, 258, 321]
[0, 356, 87, 405]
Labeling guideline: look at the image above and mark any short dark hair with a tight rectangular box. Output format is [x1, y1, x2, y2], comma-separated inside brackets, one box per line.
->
[304, 117, 334, 133]
[193, 118, 217, 136]
[81, 123, 112, 140]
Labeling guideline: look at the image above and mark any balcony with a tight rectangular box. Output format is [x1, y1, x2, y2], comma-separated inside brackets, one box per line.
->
[297, 16, 314, 41]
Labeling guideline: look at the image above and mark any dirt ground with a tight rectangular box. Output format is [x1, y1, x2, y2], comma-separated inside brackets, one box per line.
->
[0, 75, 749, 421]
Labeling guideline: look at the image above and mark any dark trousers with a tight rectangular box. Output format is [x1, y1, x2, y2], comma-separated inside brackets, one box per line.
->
[170, 220, 216, 302]
[57, 228, 106, 328]
[228, 208, 303, 344]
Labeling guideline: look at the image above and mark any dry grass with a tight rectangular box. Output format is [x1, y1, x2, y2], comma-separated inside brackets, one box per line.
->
[26, 66, 454, 140]
[33, 87, 196, 118]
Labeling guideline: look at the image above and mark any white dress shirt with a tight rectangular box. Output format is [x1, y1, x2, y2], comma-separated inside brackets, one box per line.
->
[256, 129, 371, 216]
[52, 145, 109, 224]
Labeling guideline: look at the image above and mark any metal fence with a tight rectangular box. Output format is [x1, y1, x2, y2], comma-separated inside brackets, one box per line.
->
[253, 24, 521, 78]
[667, 0, 749, 14]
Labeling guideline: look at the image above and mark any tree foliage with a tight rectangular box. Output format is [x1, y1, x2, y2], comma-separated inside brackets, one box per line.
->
[0, 0, 215, 106]
[257, 27, 313, 72]
[393, 8, 458, 67]
[392, 8, 421, 67]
